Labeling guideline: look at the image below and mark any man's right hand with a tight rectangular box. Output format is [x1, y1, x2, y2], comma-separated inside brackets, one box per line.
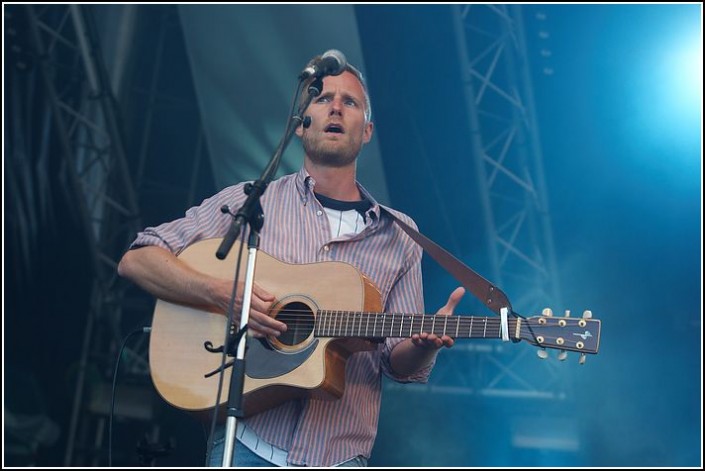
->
[117, 246, 287, 339]
[211, 280, 287, 338]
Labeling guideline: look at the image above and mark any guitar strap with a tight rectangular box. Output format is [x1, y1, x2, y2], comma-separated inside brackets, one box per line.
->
[380, 206, 512, 316]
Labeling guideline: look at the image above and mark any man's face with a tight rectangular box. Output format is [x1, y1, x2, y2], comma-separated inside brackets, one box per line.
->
[297, 71, 373, 168]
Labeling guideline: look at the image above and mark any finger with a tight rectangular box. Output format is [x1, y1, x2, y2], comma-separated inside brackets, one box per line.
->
[438, 287, 466, 316]
[252, 283, 276, 301]
[249, 297, 279, 322]
[423, 334, 440, 348]
[248, 296, 287, 332]
[249, 311, 285, 336]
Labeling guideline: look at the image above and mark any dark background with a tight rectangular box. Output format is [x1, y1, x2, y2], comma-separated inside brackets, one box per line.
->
[4, 4, 701, 467]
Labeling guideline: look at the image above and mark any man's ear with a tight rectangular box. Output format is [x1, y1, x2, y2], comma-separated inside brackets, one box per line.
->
[362, 121, 374, 144]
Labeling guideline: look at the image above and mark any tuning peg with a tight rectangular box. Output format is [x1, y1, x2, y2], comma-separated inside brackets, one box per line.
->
[582, 310, 592, 319]
[564, 309, 571, 317]
[579, 353, 586, 365]
[557, 350, 568, 361]
[542, 308, 553, 317]
[537, 348, 548, 359]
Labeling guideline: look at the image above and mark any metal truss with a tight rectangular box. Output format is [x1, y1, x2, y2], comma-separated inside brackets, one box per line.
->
[389, 5, 571, 401]
[8, 4, 208, 465]
[455, 4, 562, 314]
[17, 5, 143, 465]
[454, 3, 569, 397]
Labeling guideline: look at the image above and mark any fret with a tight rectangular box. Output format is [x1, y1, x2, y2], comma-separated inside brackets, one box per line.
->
[305, 311, 521, 340]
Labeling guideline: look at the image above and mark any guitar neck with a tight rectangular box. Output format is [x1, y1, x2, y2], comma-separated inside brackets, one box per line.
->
[315, 311, 517, 340]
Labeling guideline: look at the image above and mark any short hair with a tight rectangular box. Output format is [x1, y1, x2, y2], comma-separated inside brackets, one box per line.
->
[301, 61, 372, 123]
[343, 64, 372, 123]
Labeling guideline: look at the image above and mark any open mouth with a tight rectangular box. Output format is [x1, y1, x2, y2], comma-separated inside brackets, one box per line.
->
[324, 123, 345, 134]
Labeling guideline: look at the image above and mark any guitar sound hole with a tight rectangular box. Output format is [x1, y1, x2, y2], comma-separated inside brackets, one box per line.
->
[276, 302, 314, 347]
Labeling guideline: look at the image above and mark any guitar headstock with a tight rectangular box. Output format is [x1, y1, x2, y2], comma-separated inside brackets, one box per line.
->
[521, 308, 601, 364]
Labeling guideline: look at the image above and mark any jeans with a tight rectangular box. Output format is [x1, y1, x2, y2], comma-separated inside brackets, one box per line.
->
[209, 432, 368, 467]
[209, 439, 275, 467]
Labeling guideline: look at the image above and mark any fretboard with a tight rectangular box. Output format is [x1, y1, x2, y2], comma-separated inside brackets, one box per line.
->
[314, 311, 519, 340]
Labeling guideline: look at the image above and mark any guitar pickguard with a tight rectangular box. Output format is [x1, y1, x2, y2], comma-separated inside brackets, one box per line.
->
[246, 337, 319, 379]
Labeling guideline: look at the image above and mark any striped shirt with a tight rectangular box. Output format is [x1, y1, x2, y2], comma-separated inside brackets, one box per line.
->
[130, 167, 433, 466]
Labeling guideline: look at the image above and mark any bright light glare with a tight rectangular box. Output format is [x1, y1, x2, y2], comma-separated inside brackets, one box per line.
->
[668, 36, 703, 108]
[625, 22, 701, 170]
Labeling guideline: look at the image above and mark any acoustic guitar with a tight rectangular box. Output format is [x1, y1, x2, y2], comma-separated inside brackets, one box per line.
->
[149, 238, 601, 416]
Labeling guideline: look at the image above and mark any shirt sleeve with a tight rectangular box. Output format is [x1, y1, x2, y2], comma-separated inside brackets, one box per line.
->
[129, 184, 246, 255]
[379, 218, 434, 384]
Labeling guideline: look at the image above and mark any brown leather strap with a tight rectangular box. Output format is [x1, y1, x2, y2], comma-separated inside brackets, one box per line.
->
[381, 207, 511, 315]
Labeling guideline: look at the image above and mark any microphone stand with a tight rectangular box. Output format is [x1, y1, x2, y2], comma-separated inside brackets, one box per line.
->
[216, 75, 324, 467]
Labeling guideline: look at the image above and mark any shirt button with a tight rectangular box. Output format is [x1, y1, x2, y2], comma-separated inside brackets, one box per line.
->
[323, 245, 330, 252]
[316, 210, 323, 216]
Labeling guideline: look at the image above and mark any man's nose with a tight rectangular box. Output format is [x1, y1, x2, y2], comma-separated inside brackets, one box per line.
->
[329, 97, 343, 116]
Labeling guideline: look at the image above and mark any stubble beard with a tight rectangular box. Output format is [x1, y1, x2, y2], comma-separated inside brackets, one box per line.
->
[303, 132, 361, 168]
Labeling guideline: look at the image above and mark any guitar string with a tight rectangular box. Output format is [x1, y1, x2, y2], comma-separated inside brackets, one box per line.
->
[227, 310, 589, 345]
[251, 309, 585, 327]
[257, 309, 587, 328]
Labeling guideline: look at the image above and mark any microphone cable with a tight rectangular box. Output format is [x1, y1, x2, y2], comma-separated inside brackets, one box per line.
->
[108, 325, 151, 467]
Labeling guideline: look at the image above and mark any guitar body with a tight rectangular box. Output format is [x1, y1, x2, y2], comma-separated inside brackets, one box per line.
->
[149, 240, 602, 417]
[149, 238, 382, 417]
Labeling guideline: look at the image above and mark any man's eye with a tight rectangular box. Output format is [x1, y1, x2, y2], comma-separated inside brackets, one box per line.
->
[316, 96, 331, 103]
[345, 100, 357, 107]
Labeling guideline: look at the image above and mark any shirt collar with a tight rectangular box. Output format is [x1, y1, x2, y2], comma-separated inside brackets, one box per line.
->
[294, 166, 381, 223]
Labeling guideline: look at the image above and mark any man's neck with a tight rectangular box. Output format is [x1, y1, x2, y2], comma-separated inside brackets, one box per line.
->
[304, 160, 361, 201]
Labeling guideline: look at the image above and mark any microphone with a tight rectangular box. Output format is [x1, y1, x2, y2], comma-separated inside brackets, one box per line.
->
[299, 49, 347, 79]
[302, 116, 312, 128]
